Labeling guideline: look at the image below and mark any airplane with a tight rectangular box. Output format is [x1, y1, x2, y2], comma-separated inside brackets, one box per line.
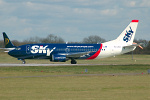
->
[2, 20, 141, 64]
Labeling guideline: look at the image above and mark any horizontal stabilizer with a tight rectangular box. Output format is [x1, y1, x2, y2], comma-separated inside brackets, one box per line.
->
[123, 43, 143, 49]
[0, 48, 15, 51]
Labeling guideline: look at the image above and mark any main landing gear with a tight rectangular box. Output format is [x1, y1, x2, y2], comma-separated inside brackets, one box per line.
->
[71, 58, 77, 64]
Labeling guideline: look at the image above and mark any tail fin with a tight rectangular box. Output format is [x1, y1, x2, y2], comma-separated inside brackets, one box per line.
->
[116, 20, 139, 45]
[2, 32, 15, 48]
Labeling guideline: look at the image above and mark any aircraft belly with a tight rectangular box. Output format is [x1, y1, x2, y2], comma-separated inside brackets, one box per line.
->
[17, 53, 50, 59]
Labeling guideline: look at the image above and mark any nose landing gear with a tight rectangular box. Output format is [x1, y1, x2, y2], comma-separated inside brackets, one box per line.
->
[18, 59, 26, 64]
[22, 59, 26, 64]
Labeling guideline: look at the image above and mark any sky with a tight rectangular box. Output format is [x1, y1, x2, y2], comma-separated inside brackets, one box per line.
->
[0, 0, 150, 42]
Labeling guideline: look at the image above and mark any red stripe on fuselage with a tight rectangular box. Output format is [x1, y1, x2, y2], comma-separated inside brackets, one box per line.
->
[87, 44, 103, 59]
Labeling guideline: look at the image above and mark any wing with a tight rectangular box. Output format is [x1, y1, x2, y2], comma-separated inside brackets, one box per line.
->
[58, 51, 92, 58]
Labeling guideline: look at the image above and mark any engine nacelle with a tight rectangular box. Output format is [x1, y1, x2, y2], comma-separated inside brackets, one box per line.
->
[50, 54, 66, 62]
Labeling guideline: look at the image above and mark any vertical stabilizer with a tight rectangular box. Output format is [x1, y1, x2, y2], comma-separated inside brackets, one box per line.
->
[116, 20, 139, 45]
[2, 32, 15, 48]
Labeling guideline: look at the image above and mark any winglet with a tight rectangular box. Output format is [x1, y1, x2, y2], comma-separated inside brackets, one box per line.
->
[2, 32, 15, 48]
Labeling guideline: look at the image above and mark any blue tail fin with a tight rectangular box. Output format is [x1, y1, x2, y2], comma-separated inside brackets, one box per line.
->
[2, 32, 15, 48]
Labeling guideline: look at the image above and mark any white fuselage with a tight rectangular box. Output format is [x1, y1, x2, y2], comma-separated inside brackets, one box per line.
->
[97, 40, 136, 59]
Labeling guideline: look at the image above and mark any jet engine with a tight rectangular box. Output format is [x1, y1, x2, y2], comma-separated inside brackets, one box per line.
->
[50, 54, 67, 62]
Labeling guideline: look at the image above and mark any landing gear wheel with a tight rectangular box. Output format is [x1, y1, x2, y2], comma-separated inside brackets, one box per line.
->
[22, 60, 26, 64]
[71, 59, 77, 64]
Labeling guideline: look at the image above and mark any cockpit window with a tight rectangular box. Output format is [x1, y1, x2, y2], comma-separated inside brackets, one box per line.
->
[16, 48, 21, 50]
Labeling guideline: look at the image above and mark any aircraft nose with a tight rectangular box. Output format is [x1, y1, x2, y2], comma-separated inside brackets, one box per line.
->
[8, 50, 17, 57]
[8, 50, 22, 57]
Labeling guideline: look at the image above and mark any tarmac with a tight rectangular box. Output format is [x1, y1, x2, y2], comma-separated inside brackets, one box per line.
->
[0, 63, 118, 67]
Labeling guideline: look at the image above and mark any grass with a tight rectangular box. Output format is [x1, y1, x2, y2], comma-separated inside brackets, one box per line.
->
[0, 65, 150, 77]
[0, 52, 150, 100]
[0, 65, 150, 100]
[0, 75, 149, 100]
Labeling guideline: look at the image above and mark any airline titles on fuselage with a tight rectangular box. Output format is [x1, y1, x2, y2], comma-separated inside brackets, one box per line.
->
[30, 45, 96, 56]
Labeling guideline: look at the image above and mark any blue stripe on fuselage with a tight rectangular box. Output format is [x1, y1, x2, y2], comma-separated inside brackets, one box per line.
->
[8, 43, 101, 59]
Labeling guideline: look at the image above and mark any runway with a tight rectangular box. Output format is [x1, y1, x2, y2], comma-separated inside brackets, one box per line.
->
[0, 63, 118, 67]
[0, 63, 73, 67]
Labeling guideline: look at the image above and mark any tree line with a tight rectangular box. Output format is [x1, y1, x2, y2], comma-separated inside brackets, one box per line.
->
[0, 34, 149, 54]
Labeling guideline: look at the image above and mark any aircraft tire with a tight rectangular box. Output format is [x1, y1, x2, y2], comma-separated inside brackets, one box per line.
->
[71, 59, 77, 64]
[22, 60, 26, 64]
